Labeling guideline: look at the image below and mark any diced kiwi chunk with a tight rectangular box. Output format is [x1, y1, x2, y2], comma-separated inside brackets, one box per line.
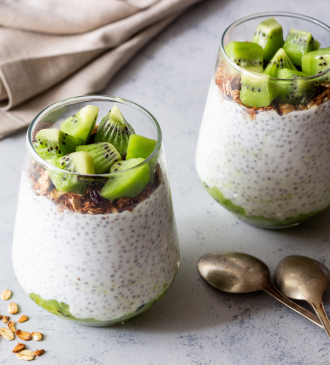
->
[60, 105, 99, 144]
[33, 128, 82, 163]
[263, 48, 296, 78]
[126, 135, 157, 160]
[76, 142, 121, 174]
[100, 158, 149, 200]
[313, 39, 321, 50]
[276, 68, 318, 104]
[283, 28, 318, 66]
[302, 47, 330, 76]
[126, 134, 158, 182]
[240, 73, 279, 107]
[224, 41, 263, 73]
[49, 151, 95, 194]
[251, 17, 284, 61]
[94, 105, 135, 158]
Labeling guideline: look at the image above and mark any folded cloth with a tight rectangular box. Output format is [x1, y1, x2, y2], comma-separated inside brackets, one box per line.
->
[0, 0, 203, 139]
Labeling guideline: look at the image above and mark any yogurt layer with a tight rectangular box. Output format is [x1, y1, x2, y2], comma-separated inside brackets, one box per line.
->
[13, 172, 179, 323]
[196, 80, 330, 222]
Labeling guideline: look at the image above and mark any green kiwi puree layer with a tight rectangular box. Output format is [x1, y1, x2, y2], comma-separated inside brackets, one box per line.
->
[29, 284, 170, 325]
[204, 183, 322, 228]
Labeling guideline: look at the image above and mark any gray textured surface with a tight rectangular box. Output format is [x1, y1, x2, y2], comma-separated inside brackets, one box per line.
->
[1, 0, 330, 364]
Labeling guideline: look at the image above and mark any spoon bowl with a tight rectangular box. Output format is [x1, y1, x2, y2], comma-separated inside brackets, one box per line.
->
[275, 255, 330, 340]
[275, 255, 330, 303]
[198, 252, 270, 293]
[198, 251, 322, 328]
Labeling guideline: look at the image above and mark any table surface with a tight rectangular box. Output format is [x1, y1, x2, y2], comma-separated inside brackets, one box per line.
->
[2, 1, 330, 364]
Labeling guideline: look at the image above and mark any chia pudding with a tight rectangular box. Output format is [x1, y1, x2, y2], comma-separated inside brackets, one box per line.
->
[12, 97, 180, 325]
[196, 14, 330, 228]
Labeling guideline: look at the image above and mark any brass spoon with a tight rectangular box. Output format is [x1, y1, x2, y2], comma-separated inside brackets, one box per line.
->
[198, 252, 322, 327]
[275, 255, 330, 339]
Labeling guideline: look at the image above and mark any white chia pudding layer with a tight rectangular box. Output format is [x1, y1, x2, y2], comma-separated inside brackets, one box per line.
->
[13, 172, 179, 323]
[196, 80, 330, 222]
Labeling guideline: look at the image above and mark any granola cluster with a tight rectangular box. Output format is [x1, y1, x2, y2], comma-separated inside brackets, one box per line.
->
[215, 64, 330, 118]
[27, 161, 162, 214]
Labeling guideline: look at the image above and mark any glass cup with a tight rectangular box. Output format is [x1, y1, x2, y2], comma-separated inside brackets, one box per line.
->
[196, 12, 330, 229]
[13, 96, 180, 326]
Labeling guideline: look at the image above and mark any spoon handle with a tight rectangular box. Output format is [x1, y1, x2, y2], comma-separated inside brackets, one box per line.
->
[311, 302, 330, 339]
[264, 284, 323, 328]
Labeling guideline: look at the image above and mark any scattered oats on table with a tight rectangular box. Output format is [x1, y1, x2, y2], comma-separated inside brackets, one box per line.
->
[16, 330, 32, 341]
[7, 302, 18, 314]
[31, 332, 43, 341]
[1, 290, 12, 301]
[0, 327, 15, 340]
[18, 315, 28, 323]
[12, 342, 26, 353]
[16, 350, 35, 361]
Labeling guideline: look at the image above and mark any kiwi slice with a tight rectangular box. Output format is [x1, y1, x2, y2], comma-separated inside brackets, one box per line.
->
[33, 129, 82, 163]
[224, 41, 263, 73]
[313, 39, 321, 50]
[100, 158, 150, 200]
[126, 134, 158, 182]
[126, 135, 157, 160]
[283, 28, 318, 66]
[263, 48, 296, 78]
[302, 47, 330, 77]
[76, 142, 121, 174]
[49, 151, 95, 195]
[60, 105, 99, 144]
[251, 17, 284, 61]
[240, 73, 279, 107]
[276, 68, 318, 104]
[94, 105, 135, 158]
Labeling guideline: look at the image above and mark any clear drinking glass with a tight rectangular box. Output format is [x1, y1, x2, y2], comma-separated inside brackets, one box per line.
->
[196, 12, 330, 229]
[13, 96, 180, 326]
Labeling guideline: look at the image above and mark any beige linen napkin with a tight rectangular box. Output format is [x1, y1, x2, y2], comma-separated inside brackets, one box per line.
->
[0, 0, 203, 139]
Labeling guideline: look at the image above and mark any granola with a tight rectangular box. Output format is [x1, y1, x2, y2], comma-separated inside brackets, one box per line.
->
[28, 161, 162, 214]
[215, 63, 330, 116]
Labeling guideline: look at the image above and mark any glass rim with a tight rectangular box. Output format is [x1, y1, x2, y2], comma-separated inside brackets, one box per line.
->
[27, 95, 162, 177]
[220, 11, 330, 81]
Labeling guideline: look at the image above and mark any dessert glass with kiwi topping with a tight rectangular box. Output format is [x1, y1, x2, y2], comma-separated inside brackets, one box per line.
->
[196, 12, 330, 228]
[13, 96, 180, 326]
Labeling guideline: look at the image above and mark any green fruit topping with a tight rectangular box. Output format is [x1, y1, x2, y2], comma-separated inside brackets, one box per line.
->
[33, 128, 82, 162]
[240, 73, 279, 107]
[263, 48, 296, 78]
[100, 158, 150, 200]
[126, 135, 157, 160]
[60, 105, 99, 144]
[49, 151, 95, 195]
[302, 47, 330, 76]
[313, 39, 321, 50]
[76, 142, 121, 174]
[251, 17, 284, 61]
[283, 28, 318, 66]
[224, 41, 263, 73]
[276, 68, 318, 104]
[94, 105, 135, 158]
[126, 134, 158, 183]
